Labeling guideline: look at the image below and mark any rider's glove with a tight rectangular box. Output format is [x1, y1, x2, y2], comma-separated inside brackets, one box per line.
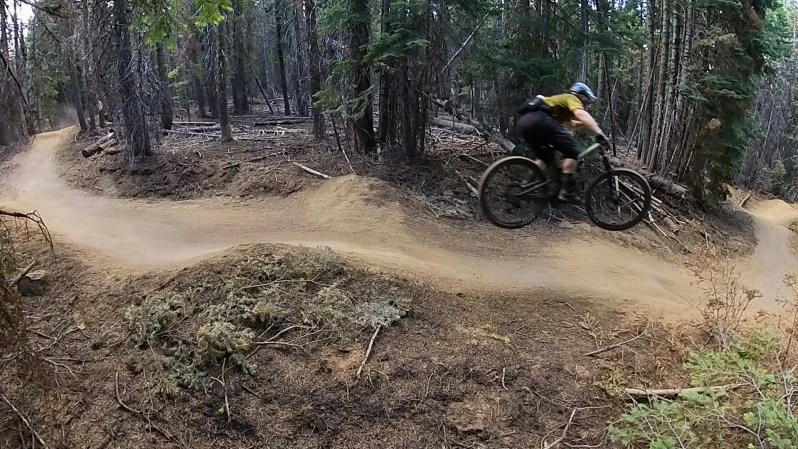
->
[595, 134, 610, 148]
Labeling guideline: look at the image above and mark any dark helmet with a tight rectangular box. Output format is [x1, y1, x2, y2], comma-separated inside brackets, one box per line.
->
[570, 82, 597, 102]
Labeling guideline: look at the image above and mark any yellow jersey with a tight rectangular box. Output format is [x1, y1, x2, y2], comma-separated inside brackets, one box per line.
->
[543, 93, 585, 123]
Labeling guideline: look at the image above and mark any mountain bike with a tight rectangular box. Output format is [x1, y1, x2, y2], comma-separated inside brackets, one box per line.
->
[477, 142, 652, 231]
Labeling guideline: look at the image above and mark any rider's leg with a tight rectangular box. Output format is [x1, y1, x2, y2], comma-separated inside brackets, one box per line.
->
[550, 126, 581, 203]
[516, 112, 554, 175]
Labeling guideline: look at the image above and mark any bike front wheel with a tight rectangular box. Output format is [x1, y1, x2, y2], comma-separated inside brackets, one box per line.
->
[478, 156, 553, 229]
[584, 169, 652, 231]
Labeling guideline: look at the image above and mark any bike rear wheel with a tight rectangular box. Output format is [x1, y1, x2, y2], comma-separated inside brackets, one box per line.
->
[478, 156, 554, 229]
[584, 169, 652, 231]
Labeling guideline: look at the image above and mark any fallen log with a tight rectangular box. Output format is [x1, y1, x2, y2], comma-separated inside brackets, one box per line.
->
[82, 134, 118, 158]
[429, 97, 515, 153]
[173, 121, 218, 126]
[430, 117, 479, 135]
[252, 117, 312, 126]
[102, 144, 122, 156]
[608, 156, 690, 201]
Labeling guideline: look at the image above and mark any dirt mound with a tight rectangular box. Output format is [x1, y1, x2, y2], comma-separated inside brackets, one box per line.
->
[0, 239, 684, 449]
[746, 198, 798, 225]
[58, 137, 318, 199]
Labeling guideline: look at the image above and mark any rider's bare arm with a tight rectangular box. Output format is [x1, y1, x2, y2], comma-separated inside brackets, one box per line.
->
[566, 119, 584, 130]
[573, 109, 605, 137]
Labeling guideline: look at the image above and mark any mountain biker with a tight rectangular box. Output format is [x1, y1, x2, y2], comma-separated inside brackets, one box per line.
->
[516, 82, 610, 203]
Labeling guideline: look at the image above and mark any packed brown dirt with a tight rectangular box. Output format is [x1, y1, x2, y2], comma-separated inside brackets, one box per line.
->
[1, 127, 741, 318]
[0, 238, 684, 449]
[0, 126, 794, 449]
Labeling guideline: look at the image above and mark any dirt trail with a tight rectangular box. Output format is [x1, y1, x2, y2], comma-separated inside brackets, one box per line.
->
[2, 127, 782, 317]
[740, 199, 798, 303]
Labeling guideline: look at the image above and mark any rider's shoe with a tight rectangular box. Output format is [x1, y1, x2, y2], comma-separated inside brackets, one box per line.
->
[557, 190, 582, 204]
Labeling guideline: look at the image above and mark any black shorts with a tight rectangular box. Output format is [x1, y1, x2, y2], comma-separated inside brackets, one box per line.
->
[516, 111, 580, 166]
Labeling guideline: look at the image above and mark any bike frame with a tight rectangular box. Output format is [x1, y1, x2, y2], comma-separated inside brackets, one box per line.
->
[515, 142, 611, 199]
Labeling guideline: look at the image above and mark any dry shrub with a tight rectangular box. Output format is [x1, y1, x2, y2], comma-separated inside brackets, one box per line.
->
[0, 210, 53, 377]
[689, 253, 760, 348]
[124, 245, 410, 392]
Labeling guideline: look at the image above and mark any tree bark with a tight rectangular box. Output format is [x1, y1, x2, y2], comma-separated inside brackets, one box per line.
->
[206, 29, 219, 119]
[231, 0, 249, 115]
[291, 3, 307, 116]
[637, 0, 656, 160]
[349, 0, 376, 153]
[304, 0, 325, 138]
[113, 0, 152, 162]
[215, 22, 233, 142]
[156, 43, 174, 130]
[647, 0, 670, 168]
[377, 0, 395, 145]
[274, 0, 292, 116]
[579, 0, 589, 81]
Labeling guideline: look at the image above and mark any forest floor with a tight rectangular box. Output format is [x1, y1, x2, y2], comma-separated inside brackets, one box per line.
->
[1, 122, 796, 448]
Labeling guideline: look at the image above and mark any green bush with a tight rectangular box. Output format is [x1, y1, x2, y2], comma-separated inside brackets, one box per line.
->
[609, 331, 798, 449]
[125, 292, 188, 347]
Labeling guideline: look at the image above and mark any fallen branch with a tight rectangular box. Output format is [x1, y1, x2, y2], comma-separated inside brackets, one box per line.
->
[1, 394, 48, 448]
[356, 325, 382, 378]
[542, 408, 577, 449]
[455, 170, 479, 197]
[584, 322, 649, 357]
[9, 260, 37, 287]
[114, 372, 174, 440]
[292, 162, 331, 179]
[458, 153, 489, 167]
[624, 383, 745, 399]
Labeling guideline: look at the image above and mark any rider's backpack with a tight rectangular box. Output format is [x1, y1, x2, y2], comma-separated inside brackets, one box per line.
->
[516, 95, 547, 116]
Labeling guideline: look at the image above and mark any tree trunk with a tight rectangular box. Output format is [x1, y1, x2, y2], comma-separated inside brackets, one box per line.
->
[112, 0, 152, 162]
[377, 0, 395, 145]
[304, 0, 325, 138]
[579, 0, 589, 81]
[216, 22, 233, 141]
[156, 43, 174, 130]
[71, 64, 89, 132]
[647, 0, 670, 168]
[349, 0, 376, 153]
[274, 0, 292, 116]
[637, 0, 655, 159]
[231, 0, 249, 115]
[206, 30, 219, 119]
[79, 0, 98, 131]
[194, 75, 208, 118]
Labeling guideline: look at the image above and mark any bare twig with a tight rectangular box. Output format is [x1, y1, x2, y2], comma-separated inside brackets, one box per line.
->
[583, 322, 650, 357]
[115, 371, 142, 415]
[292, 162, 331, 179]
[1, 394, 48, 448]
[439, 12, 491, 76]
[356, 325, 382, 378]
[9, 260, 37, 287]
[542, 408, 577, 449]
[501, 367, 508, 390]
[458, 153, 489, 167]
[341, 145, 356, 174]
